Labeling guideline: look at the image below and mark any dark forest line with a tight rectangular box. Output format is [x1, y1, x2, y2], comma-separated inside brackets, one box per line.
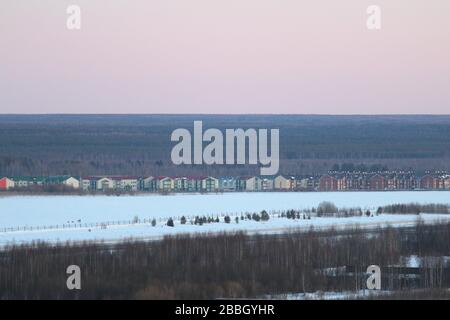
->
[0, 221, 449, 299]
[2, 115, 450, 176]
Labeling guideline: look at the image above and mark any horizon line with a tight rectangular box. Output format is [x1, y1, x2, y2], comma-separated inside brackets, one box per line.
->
[2, 113, 450, 117]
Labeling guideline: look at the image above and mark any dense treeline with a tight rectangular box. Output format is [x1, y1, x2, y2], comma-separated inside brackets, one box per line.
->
[379, 203, 450, 214]
[0, 221, 449, 299]
[2, 115, 450, 176]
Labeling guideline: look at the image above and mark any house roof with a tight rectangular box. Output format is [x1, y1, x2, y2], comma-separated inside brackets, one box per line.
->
[8, 176, 78, 183]
[238, 176, 256, 180]
[108, 176, 139, 181]
[82, 176, 138, 181]
[156, 176, 174, 180]
[45, 176, 77, 183]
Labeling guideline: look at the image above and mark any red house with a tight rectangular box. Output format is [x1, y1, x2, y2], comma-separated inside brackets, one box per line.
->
[369, 174, 385, 191]
[420, 174, 439, 189]
[0, 177, 14, 190]
[319, 175, 338, 191]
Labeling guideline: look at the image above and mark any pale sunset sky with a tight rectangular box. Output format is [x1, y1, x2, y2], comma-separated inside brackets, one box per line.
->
[0, 0, 449, 114]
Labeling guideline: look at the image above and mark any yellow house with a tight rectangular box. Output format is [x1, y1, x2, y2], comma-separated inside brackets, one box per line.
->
[274, 175, 291, 190]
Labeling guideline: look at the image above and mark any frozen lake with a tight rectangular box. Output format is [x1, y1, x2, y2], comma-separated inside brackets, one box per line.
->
[1, 191, 450, 228]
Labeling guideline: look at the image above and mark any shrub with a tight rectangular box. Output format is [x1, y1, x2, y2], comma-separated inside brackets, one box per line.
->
[261, 210, 270, 221]
[317, 201, 338, 217]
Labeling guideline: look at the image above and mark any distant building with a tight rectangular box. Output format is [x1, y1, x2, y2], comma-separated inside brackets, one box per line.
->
[420, 174, 440, 190]
[201, 176, 219, 192]
[44, 176, 80, 189]
[111, 176, 139, 191]
[81, 177, 97, 191]
[0, 177, 14, 190]
[187, 177, 202, 192]
[295, 176, 316, 191]
[10, 176, 46, 188]
[96, 177, 115, 191]
[383, 174, 396, 190]
[258, 176, 274, 191]
[64, 177, 80, 189]
[274, 175, 291, 190]
[319, 174, 338, 191]
[369, 174, 385, 191]
[174, 177, 188, 192]
[444, 176, 450, 190]
[336, 174, 347, 191]
[140, 176, 155, 191]
[156, 176, 175, 192]
[3, 176, 80, 190]
[296, 177, 308, 191]
[3, 170, 450, 193]
[219, 177, 237, 192]
[237, 176, 257, 191]
[173, 176, 202, 192]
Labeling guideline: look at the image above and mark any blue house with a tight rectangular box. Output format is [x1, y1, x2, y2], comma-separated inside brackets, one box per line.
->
[219, 176, 237, 192]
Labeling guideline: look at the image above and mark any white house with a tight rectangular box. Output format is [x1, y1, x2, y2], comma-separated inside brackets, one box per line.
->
[112, 177, 139, 191]
[96, 177, 114, 191]
[62, 177, 80, 189]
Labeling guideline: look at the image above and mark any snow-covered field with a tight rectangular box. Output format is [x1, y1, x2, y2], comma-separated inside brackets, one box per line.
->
[0, 191, 449, 245]
[1, 191, 450, 227]
[1, 213, 449, 246]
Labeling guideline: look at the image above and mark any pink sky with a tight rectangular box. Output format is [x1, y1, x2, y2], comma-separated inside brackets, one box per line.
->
[0, 0, 449, 114]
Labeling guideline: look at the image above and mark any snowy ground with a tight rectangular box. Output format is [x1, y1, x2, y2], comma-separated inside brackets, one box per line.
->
[1, 191, 450, 228]
[0, 213, 449, 246]
[268, 287, 450, 300]
[267, 289, 393, 300]
[0, 191, 449, 246]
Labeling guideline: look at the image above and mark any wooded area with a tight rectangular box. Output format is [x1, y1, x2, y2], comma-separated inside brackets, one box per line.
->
[1, 115, 450, 176]
[0, 221, 449, 299]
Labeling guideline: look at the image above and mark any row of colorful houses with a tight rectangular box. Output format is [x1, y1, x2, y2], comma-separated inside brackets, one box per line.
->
[0, 176, 80, 190]
[319, 172, 415, 191]
[1, 172, 450, 192]
[318, 171, 450, 191]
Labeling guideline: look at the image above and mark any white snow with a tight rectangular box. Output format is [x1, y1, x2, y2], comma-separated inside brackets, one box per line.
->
[0, 191, 449, 246]
[1, 191, 449, 228]
[267, 289, 392, 300]
[0, 213, 449, 246]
